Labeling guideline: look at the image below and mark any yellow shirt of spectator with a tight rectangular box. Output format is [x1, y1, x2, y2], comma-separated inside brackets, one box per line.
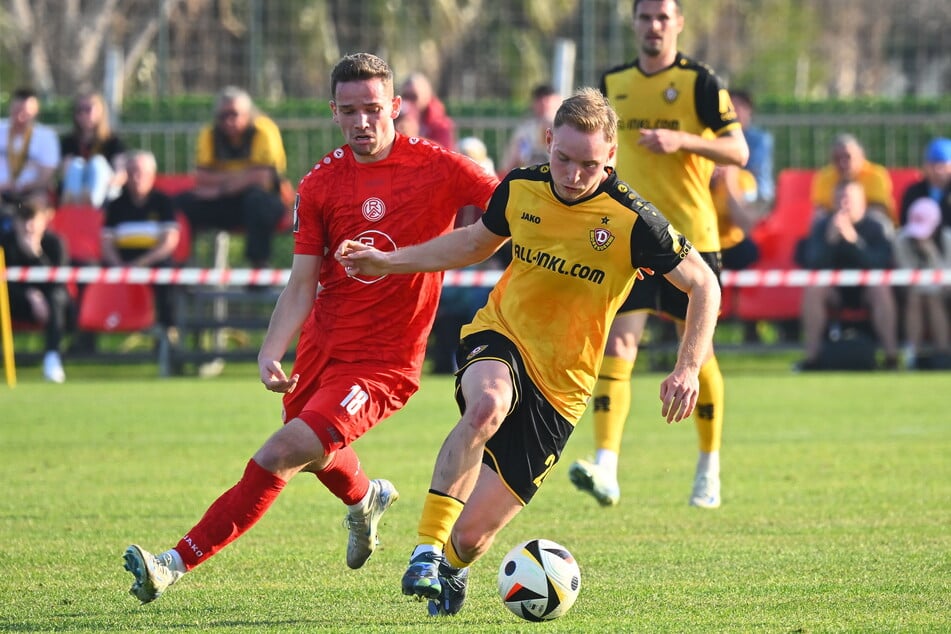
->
[811, 161, 894, 222]
[195, 115, 287, 181]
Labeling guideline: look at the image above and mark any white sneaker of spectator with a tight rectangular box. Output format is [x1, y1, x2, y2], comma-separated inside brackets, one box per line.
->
[43, 351, 66, 383]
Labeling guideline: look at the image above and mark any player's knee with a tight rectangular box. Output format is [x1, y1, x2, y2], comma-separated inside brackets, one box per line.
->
[462, 391, 509, 438]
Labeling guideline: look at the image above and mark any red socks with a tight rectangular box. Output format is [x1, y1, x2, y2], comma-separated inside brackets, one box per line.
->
[176, 459, 285, 570]
[315, 445, 369, 505]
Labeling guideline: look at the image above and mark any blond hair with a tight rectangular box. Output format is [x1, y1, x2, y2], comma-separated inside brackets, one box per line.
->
[553, 87, 618, 144]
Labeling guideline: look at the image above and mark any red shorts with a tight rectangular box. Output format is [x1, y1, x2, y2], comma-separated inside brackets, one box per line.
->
[282, 351, 419, 455]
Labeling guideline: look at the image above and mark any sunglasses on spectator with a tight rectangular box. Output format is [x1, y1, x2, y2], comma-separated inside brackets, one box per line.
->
[217, 109, 241, 120]
[74, 105, 93, 114]
[402, 92, 418, 102]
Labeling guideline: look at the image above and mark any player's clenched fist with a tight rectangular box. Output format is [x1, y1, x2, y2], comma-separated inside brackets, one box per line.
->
[335, 239, 391, 277]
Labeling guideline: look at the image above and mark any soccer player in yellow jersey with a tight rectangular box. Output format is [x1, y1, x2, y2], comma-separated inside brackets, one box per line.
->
[337, 87, 721, 617]
[568, 0, 749, 510]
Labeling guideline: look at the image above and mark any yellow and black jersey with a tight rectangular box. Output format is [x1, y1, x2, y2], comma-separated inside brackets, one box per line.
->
[601, 52, 741, 252]
[196, 115, 287, 175]
[463, 165, 691, 422]
[103, 188, 177, 255]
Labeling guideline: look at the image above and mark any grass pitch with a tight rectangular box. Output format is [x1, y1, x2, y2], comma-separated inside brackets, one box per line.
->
[1, 362, 948, 632]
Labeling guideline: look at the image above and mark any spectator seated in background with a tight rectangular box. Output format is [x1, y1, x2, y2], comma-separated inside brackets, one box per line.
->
[795, 180, 899, 371]
[712, 164, 761, 271]
[59, 91, 127, 208]
[899, 137, 951, 229]
[893, 197, 951, 370]
[399, 72, 456, 150]
[730, 89, 775, 210]
[101, 150, 181, 336]
[175, 86, 287, 268]
[457, 136, 496, 177]
[0, 194, 71, 382]
[811, 133, 895, 228]
[0, 87, 61, 205]
[497, 83, 562, 176]
[394, 98, 421, 137]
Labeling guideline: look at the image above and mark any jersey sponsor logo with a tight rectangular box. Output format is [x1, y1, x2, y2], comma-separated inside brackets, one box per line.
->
[520, 211, 541, 224]
[589, 228, 615, 251]
[349, 230, 397, 284]
[512, 243, 606, 284]
[663, 83, 679, 104]
[621, 118, 680, 131]
[362, 197, 386, 222]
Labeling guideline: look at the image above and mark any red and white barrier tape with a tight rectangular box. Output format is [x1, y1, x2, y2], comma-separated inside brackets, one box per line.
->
[3, 266, 951, 288]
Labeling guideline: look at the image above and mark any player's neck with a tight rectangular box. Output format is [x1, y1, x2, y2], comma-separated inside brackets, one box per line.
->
[638, 50, 677, 75]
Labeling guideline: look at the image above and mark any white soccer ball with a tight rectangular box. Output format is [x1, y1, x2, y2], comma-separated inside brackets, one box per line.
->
[497, 538, 581, 621]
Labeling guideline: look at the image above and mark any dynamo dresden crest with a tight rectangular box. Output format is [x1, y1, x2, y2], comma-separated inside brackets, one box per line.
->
[589, 228, 615, 251]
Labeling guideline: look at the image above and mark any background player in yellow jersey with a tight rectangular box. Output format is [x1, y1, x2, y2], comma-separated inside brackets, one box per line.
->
[569, 0, 749, 509]
[337, 88, 721, 616]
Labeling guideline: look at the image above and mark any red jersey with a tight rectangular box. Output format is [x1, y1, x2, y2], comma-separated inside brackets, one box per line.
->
[293, 133, 499, 376]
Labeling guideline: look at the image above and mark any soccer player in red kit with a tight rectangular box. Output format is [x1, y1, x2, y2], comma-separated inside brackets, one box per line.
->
[123, 52, 499, 604]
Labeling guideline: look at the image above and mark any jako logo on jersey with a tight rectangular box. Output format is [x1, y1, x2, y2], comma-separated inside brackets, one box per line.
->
[349, 230, 397, 284]
[589, 228, 615, 251]
[466, 344, 488, 360]
[520, 211, 541, 224]
[362, 197, 386, 222]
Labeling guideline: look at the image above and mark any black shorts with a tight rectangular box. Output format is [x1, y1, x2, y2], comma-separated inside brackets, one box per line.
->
[618, 251, 722, 320]
[454, 331, 575, 505]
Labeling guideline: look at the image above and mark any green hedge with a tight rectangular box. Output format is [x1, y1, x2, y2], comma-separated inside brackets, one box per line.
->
[14, 94, 951, 174]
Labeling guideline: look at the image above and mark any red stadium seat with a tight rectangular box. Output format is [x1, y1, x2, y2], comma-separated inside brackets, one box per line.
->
[153, 173, 196, 196]
[734, 169, 814, 322]
[49, 204, 104, 264]
[78, 282, 155, 332]
[172, 211, 192, 264]
[887, 167, 922, 212]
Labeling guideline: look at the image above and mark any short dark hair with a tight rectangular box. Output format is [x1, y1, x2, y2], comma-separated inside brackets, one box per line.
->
[730, 89, 753, 110]
[531, 84, 558, 100]
[633, 0, 682, 12]
[12, 87, 38, 101]
[330, 53, 394, 98]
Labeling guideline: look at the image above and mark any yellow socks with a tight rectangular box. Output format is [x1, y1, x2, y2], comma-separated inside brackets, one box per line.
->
[592, 355, 634, 455]
[694, 356, 724, 453]
[444, 536, 470, 569]
[416, 490, 464, 548]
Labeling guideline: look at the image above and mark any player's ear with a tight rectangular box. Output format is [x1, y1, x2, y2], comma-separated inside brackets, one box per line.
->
[391, 96, 402, 120]
[329, 100, 338, 122]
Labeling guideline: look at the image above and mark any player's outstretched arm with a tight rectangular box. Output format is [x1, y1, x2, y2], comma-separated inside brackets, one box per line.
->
[336, 221, 507, 276]
[657, 250, 721, 423]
